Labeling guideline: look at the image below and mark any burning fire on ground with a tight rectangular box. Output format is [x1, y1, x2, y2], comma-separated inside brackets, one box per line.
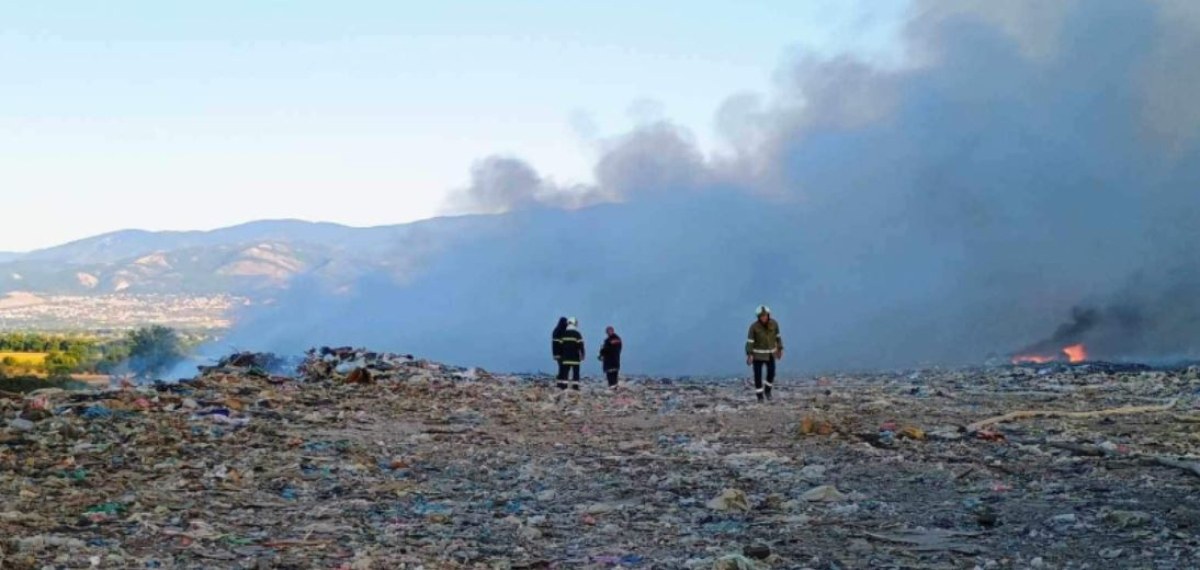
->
[1011, 343, 1088, 365]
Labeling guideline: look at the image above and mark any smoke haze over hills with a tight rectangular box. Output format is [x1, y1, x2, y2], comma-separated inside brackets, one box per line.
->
[12, 1, 1200, 375]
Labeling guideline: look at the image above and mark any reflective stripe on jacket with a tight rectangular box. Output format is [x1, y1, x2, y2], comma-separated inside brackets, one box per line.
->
[746, 319, 782, 361]
[552, 329, 565, 359]
[559, 328, 585, 364]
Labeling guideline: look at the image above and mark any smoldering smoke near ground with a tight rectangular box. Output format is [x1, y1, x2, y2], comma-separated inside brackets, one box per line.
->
[229, 0, 1200, 374]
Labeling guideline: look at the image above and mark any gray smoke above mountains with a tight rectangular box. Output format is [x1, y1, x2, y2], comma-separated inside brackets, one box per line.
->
[228, 0, 1200, 374]
[445, 156, 610, 215]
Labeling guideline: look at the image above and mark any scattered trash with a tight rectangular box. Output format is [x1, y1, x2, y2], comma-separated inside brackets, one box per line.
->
[967, 399, 1178, 433]
[929, 425, 964, 441]
[82, 405, 112, 419]
[1103, 510, 1152, 529]
[865, 528, 987, 555]
[802, 485, 847, 503]
[974, 504, 1000, 528]
[708, 488, 751, 512]
[2, 350, 1199, 566]
[975, 429, 1006, 442]
[798, 464, 827, 481]
[1048, 513, 1078, 526]
[712, 554, 761, 570]
[742, 544, 771, 560]
[797, 415, 836, 436]
[591, 554, 645, 566]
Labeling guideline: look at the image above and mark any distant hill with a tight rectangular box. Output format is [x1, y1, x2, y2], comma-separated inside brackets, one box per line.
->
[0, 217, 503, 296]
[20, 220, 378, 264]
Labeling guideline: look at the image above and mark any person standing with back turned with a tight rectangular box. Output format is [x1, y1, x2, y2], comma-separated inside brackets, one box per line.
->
[558, 317, 585, 390]
[745, 305, 783, 401]
[552, 316, 568, 387]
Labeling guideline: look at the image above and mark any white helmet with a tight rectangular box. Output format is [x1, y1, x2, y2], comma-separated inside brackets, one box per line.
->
[756, 305, 771, 316]
[567, 317, 578, 326]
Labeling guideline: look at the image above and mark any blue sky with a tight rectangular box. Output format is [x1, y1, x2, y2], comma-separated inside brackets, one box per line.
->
[1, 0, 907, 251]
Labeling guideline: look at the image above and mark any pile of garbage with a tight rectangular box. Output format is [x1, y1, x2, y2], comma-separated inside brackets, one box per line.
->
[3, 351, 1200, 568]
[298, 346, 416, 383]
[194, 347, 493, 385]
[195, 351, 297, 379]
[293, 346, 496, 384]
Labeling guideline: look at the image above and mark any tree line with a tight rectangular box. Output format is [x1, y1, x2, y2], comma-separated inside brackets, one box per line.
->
[0, 333, 97, 353]
[0, 326, 193, 379]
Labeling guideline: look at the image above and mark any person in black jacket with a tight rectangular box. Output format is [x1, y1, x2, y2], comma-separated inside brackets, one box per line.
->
[557, 317, 585, 390]
[598, 326, 622, 388]
[551, 317, 568, 368]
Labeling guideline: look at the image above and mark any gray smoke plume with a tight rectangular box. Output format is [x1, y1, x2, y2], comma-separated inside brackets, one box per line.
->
[227, 0, 1200, 374]
[445, 156, 608, 215]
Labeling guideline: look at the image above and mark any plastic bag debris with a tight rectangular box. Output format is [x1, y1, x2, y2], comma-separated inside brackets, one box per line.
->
[707, 488, 751, 512]
[802, 485, 847, 502]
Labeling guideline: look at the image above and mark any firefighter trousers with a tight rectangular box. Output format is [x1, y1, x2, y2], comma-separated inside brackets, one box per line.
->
[753, 357, 776, 400]
[557, 363, 581, 390]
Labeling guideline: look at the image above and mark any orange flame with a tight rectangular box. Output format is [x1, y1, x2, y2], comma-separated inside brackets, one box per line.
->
[1011, 354, 1052, 364]
[1012, 343, 1088, 365]
[1062, 343, 1087, 363]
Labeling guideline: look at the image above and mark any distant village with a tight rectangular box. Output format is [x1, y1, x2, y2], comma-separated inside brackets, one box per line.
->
[0, 292, 242, 333]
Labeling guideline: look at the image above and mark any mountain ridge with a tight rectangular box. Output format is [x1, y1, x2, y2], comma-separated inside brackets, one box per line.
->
[20, 219, 383, 264]
[0, 214, 505, 295]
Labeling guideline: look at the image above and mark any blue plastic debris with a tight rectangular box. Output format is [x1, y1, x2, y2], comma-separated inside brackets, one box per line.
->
[593, 554, 646, 566]
[411, 498, 453, 516]
[83, 405, 113, 419]
[503, 499, 524, 514]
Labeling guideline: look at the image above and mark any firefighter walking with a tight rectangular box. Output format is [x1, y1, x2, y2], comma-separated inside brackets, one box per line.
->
[557, 317, 585, 390]
[745, 305, 783, 401]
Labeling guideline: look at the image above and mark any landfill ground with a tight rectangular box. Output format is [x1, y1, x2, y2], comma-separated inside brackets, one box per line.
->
[3, 351, 1200, 569]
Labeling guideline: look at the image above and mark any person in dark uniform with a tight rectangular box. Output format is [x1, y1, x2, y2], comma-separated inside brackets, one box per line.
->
[745, 305, 783, 401]
[598, 326, 623, 388]
[557, 317, 585, 390]
[552, 316, 568, 369]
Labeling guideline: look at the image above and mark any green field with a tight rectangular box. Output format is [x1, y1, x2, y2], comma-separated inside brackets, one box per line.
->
[0, 351, 48, 365]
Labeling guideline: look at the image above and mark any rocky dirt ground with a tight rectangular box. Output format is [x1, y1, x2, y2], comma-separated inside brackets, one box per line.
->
[3, 351, 1199, 569]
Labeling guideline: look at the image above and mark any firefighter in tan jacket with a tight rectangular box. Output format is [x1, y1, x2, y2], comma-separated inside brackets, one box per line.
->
[746, 305, 783, 401]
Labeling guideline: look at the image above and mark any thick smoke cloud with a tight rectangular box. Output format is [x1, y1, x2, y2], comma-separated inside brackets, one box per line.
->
[445, 156, 608, 215]
[227, 0, 1200, 374]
